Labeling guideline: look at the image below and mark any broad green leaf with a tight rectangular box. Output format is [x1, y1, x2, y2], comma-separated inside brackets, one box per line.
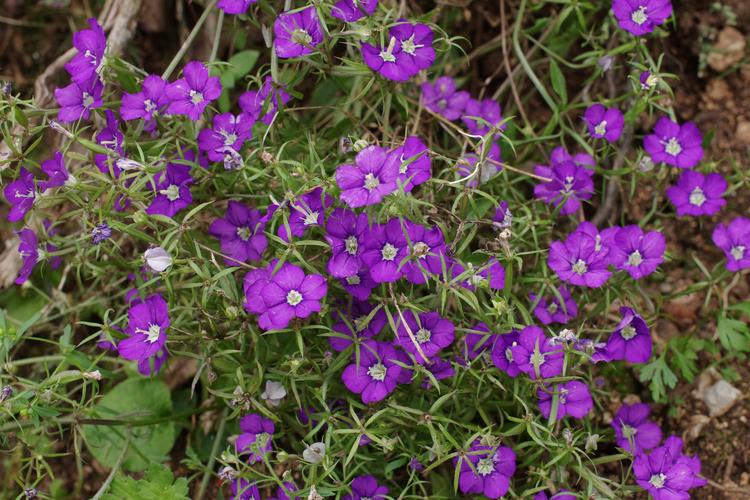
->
[102, 464, 189, 500]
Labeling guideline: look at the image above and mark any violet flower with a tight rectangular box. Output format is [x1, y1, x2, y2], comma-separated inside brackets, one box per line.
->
[493, 201, 512, 229]
[217, 0, 256, 15]
[711, 217, 750, 272]
[633, 435, 707, 499]
[534, 159, 594, 216]
[54, 78, 103, 123]
[331, 0, 378, 22]
[384, 136, 431, 193]
[665, 170, 726, 216]
[511, 325, 564, 379]
[209, 201, 268, 265]
[117, 294, 170, 362]
[336, 145, 398, 208]
[231, 479, 260, 500]
[236, 413, 274, 463]
[256, 262, 328, 331]
[146, 161, 193, 218]
[608, 225, 665, 279]
[612, 403, 662, 453]
[360, 218, 409, 283]
[583, 104, 624, 142]
[531, 287, 578, 325]
[538, 380, 593, 420]
[277, 187, 333, 241]
[165, 61, 221, 121]
[330, 301, 386, 352]
[612, 0, 673, 37]
[534, 490, 576, 500]
[342, 475, 388, 500]
[4, 168, 36, 222]
[341, 340, 402, 404]
[137, 349, 168, 376]
[389, 21, 435, 73]
[401, 221, 449, 285]
[325, 208, 368, 278]
[463, 323, 495, 362]
[605, 306, 652, 363]
[490, 330, 521, 377]
[238, 76, 291, 125]
[274, 6, 324, 59]
[197, 113, 253, 163]
[457, 142, 502, 188]
[94, 110, 125, 177]
[243, 264, 274, 316]
[91, 223, 112, 245]
[422, 358, 455, 389]
[462, 98, 505, 137]
[395, 310, 455, 364]
[120, 74, 170, 128]
[454, 440, 516, 499]
[339, 269, 378, 301]
[643, 117, 703, 169]
[64, 18, 106, 85]
[15, 229, 40, 285]
[39, 151, 70, 190]
[420, 76, 470, 121]
[548, 229, 611, 288]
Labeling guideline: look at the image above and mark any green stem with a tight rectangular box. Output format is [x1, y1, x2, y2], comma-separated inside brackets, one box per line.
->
[162, 0, 219, 80]
[196, 408, 227, 500]
[209, 10, 224, 63]
[91, 438, 129, 500]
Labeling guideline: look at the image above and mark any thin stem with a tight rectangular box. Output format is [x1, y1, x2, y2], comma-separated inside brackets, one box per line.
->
[91, 438, 129, 500]
[209, 10, 225, 63]
[162, 0, 219, 80]
[196, 408, 228, 500]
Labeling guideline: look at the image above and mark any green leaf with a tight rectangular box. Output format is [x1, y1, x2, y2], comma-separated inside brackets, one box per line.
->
[549, 59, 567, 104]
[83, 378, 176, 472]
[102, 464, 189, 500]
[718, 316, 750, 352]
[227, 50, 260, 78]
[638, 355, 678, 402]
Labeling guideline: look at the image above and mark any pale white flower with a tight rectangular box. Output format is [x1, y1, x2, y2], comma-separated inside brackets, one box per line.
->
[260, 380, 286, 407]
[144, 247, 172, 272]
[302, 442, 326, 464]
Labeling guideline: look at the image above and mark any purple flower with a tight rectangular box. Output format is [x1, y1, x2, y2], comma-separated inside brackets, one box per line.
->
[583, 104, 624, 142]
[408, 457, 424, 472]
[609, 225, 665, 279]
[278, 188, 333, 241]
[640, 71, 658, 89]
[606, 306, 652, 363]
[166, 61, 221, 121]
[548, 229, 611, 288]
[331, 0, 378, 22]
[666, 170, 726, 216]
[120, 75, 170, 127]
[462, 98, 504, 136]
[420, 76, 470, 121]
[470, 258, 506, 290]
[54, 78, 103, 123]
[64, 18, 106, 85]
[256, 262, 327, 331]
[361, 219, 409, 283]
[644, 117, 703, 169]
[341, 340, 402, 404]
[463, 323, 495, 362]
[238, 76, 291, 125]
[4, 168, 36, 222]
[538, 380, 593, 420]
[454, 440, 516, 498]
[633, 435, 707, 499]
[361, 37, 414, 82]
[493, 201, 512, 229]
[401, 221, 448, 285]
[274, 7, 324, 59]
[209, 201, 268, 265]
[217, 0, 256, 15]
[270, 482, 298, 500]
[15, 229, 39, 285]
[612, 0, 673, 36]
[534, 490, 576, 500]
[395, 310, 455, 364]
[342, 475, 388, 500]
[457, 142, 502, 187]
[39, 151, 70, 190]
[336, 145, 398, 207]
[146, 161, 193, 218]
[531, 287, 577, 325]
[384, 136, 431, 193]
[94, 110, 125, 177]
[490, 330, 521, 377]
[243, 264, 274, 315]
[712, 217, 750, 271]
[421, 358, 455, 388]
[197, 113, 253, 163]
[534, 159, 594, 216]
[612, 403, 662, 453]
[137, 349, 168, 376]
[236, 413, 274, 463]
[330, 301, 386, 352]
[91, 223, 112, 245]
[339, 269, 378, 301]
[325, 208, 368, 278]
[118, 294, 170, 361]
[511, 326, 564, 379]
[230, 479, 260, 500]
[389, 21, 435, 72]
[549, 146, 596, 170]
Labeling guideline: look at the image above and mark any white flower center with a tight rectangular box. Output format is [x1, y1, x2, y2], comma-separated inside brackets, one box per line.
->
[415, 328, 432, 344]
[649, 473, 667, 489]
[400, 36, 423, 55]
[82, 92, 94, 108]
[572, 259, 588, 275]
[145, 324, 161, 343]
[563, 175, 575, 192]
[476, 457, 495, 476]
[620, 325, 637, 340]
[664, 137, 682, 156]
[345, 235, 359, 255]
[594, 120, 607, 137]
[346, 275, 361, 285]
[363, 172, 380, 191]
[236, 226, 252, 241]
[303, 211, 319, 226]
[622, 424, 638, 439]
[144, 99, 157, 113]
[631, 6, 648, 25]
[291, 29, 312, 46]
[381, 243, 397, 261]
[222, 131, 238, 147]
[412, 241, 430, 258]
[627, 250, 643, 267]
[530, 350, 546, 371]
[161, 184, 180, 201]
[505, 347, 514, 362]
[286, 289, 303, 306]
[189, 90, 204, 104]
[731, 245, 746, 261]
[547, 302, 559, 314]
[379, 37, 398, 63]
[689, 186, 706, 206]
[367, 362, 387, 381]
